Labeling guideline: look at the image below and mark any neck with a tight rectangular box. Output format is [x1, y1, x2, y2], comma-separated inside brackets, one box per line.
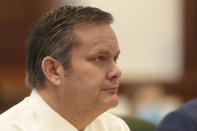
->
[36, 87, 105, 131]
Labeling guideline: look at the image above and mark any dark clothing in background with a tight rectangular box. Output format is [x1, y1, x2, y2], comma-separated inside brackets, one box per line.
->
[156, 98, 197, 131]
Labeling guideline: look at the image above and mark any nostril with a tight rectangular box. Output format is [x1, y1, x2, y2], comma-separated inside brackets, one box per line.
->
[112, 75, 118, 79]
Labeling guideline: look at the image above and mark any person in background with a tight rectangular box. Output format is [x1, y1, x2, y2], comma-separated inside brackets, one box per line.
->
[131, 84, 181, 125]
[156, 98, 197, 131]
[0, 5, 130, 131]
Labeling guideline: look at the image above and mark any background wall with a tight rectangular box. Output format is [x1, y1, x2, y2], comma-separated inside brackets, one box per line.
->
[0, 0, 55, 111]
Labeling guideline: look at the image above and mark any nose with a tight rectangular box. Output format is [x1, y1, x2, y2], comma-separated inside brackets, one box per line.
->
[106, 63, 122, 80]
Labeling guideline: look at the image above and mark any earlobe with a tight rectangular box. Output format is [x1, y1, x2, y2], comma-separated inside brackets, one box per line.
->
[41, 56, 63, 87]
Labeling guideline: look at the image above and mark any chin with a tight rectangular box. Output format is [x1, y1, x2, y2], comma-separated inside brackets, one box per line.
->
[103, 94, 119, 109]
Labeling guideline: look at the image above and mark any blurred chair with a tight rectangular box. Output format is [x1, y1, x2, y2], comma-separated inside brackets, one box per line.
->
[120, 116, 155, 131]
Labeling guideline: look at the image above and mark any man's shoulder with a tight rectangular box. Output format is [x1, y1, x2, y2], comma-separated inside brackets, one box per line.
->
[178, 98, 197, 114]
[173, 98, 197, 124]
[0, 97, 35, 127]
[156, 98, 197, 131]
[0, 98, 28, 121]
[0, 97, 40, 131]
[162, 98, 197, 121]
[156, 111, 193, 131]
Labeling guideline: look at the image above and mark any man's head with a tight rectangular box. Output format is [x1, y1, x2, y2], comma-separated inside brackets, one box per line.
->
[26, 5, 122, 113]
[26, 6, 113, 88]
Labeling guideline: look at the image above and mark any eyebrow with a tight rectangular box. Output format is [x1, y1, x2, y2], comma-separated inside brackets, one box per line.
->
[94, 49, 120, 56]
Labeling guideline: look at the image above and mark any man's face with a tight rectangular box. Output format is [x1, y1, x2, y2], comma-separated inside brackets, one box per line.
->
[61, 23, 121, 112]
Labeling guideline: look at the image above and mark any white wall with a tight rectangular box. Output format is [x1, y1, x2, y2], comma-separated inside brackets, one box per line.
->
[58, 0, 184, 83]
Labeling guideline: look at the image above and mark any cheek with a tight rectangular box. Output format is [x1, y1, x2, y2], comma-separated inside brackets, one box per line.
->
[74, 63, 106, 83]
[70, 60, 108, 92]
[67, 71, 105, 101]
[73, 69, 106, 98]
[80, 69, 105, 88]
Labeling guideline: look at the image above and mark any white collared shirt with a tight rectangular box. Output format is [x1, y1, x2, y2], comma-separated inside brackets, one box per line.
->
[0, 90, 130, 131]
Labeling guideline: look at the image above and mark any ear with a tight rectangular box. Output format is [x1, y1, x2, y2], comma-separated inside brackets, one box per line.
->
[41, 56, 64, 87]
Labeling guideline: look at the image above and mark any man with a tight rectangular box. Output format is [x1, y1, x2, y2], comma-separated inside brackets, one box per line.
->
[0, 5, 130, 131]
[156, 98, 197, 131]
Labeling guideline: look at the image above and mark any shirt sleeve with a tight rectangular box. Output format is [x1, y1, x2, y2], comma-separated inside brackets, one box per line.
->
[156, 111, 194, 131]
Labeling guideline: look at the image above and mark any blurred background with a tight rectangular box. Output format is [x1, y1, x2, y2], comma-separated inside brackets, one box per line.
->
[0, 0, 196, 129]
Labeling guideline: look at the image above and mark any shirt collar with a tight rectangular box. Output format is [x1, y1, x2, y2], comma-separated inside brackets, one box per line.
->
[28, 89, 79, 131]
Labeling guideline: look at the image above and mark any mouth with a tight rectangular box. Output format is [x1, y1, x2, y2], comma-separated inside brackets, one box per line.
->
[101, 87, 119, 94]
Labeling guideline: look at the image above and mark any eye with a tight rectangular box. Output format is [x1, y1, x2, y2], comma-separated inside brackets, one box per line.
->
[95, 56, 105, 62]
[114, 56, 118, 63]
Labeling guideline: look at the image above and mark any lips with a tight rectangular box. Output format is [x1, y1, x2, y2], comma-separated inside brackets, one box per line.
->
[101, 88, 117, 90]
[101, 87, 118, 94]
[101, 81, 119, 91]
[101, 85, 119, 91]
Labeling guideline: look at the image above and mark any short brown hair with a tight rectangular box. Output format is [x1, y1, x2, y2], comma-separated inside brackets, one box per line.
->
[26, 5, 113, 88]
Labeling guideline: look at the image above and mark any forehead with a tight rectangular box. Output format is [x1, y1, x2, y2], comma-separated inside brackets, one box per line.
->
[73, 23, 119, 54]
